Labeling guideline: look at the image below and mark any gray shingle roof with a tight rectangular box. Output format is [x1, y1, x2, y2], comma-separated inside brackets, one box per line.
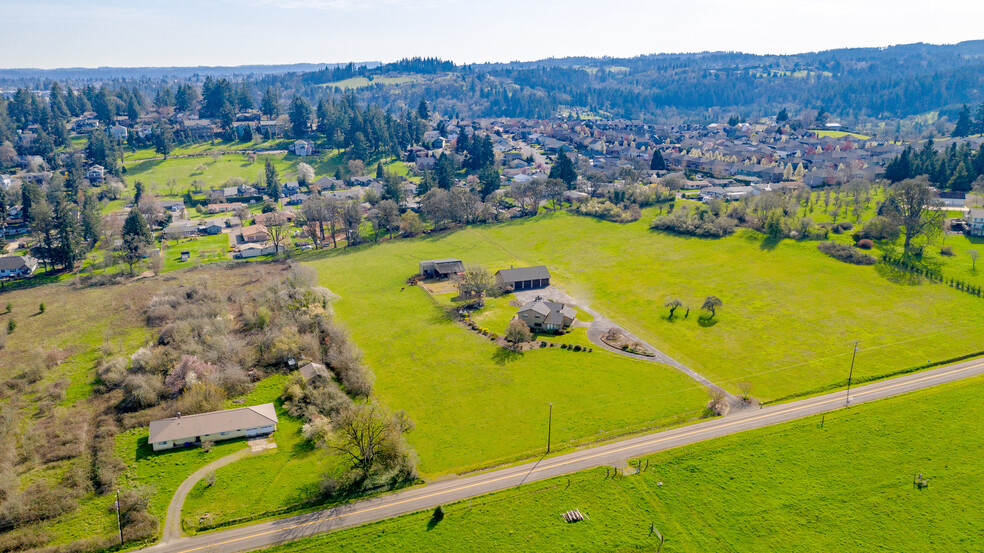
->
[148, 403, 278, 444]
[496, 265, 550, 283]
[0, 256, 32, 271]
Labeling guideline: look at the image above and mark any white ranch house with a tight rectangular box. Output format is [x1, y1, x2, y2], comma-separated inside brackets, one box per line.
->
[148, 403, 278, 451]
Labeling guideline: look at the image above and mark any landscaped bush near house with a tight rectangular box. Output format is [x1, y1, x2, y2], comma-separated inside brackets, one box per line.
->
[817, 241, 877, 265]
[856, 239, 874, 250]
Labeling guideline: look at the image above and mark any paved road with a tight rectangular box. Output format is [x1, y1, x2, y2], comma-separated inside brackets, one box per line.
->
[142, 357, 984, 553]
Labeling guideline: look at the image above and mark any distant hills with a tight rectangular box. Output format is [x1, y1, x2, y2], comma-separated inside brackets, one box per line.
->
[0, 62, 380, 81]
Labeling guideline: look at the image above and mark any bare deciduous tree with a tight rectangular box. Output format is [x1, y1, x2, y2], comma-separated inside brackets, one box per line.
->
[664, 299, 683, 318]
[266, 212, 291, 254]
[701, 296, 722, 318]
[455, 265, 496, 298]
[329, 403, 397, 479]
[885, 177, 945, 254]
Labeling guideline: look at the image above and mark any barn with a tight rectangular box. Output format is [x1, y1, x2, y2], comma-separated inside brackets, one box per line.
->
[495, 266, 551, 291]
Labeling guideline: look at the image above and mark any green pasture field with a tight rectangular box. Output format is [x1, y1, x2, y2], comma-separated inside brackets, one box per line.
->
[261, 373, 984, 553]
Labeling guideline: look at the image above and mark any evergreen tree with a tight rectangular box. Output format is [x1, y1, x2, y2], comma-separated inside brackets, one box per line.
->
[289, 96, 312, 136]
[376, 161, 385, 179]
[885, 147, 913, 182]
[134, 181, 145, 205]
[242, 123, 253, 142]
[776, 107, 789, 122]
[30, 198, 56, 273]
[154, 87, 175, 110]
[455, 131, 469, 153]
[261, 87, 279, 120]
[265, 159, 281, 198]
[650, 149, 666, 171]
[53, 198, 84, 269]
[479, 166, 501, 200]
[975, 102, 984, 135]
[126, 96, 140, 123]
[153, 123, 175, 159]
[548, 151, 577, 189]
[417, 99, 430, 120]
[120, 208, 153, 274]
[948, 161, 973, 192]
[952, 105, 973, 138]
[435, 153, 456, 189]
[80, 193, 102, 246]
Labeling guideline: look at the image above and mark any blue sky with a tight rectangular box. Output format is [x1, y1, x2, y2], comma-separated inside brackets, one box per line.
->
[1, 0, 983, 68]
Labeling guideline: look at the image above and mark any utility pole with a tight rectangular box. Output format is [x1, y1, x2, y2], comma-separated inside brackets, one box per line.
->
[547, 403, 553, 453]
[845, 340, 858, 405]
[115, 490, 124, 546]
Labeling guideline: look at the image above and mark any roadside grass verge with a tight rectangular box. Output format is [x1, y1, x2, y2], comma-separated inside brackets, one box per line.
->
[259, 373, 984, 553]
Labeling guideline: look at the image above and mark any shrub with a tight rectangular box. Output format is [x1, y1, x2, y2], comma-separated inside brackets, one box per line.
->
[433, 505, 445, 521]
[817, 241, 877, 265]
[505, 319, 532, 344]
[38, 302, 45, 314]
[861, 215, 901, 241]
[837, 221, 854, 232]
[7, 319, 15, 333]
[573, 345, 582, 352]
[941, 245, 955, 256]
[651, 205, 737, 237]
[856, 239, 874, 250]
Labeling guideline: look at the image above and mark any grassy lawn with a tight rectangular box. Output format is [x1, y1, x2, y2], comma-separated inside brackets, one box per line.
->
[261, 373, 984, 553]
[122, 149, 407, 200]
[320, 76, 416, 89]
[302, 244, 708, 476]
[180, 375, 347, 532]
[124, 152, 294, 197]
[813, 129, 872, 140]
[304, 208, 984, 448]
[160, 234, 231, 273]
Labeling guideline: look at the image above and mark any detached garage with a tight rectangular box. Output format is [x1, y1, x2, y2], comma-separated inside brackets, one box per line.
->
[495, 266, 551, 291]
[148, 403, 278, 451]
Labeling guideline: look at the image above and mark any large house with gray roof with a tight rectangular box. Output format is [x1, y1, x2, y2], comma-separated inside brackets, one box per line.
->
[516, 297, 576, 332]
[495, 265, 551, 291]
[148, 403, 278, 451]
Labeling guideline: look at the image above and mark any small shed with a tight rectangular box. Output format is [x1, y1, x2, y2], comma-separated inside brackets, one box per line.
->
[180, 251, 191, 262]
[419, 259, 465, 279]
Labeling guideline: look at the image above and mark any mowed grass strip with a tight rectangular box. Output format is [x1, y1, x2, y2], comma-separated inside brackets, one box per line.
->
[260, 374, 984, 553]
[180, 375, 347, 532]
[303, 241, 708, 476]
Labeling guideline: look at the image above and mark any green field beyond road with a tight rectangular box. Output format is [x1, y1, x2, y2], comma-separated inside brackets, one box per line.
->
[262, 374, 984, 553]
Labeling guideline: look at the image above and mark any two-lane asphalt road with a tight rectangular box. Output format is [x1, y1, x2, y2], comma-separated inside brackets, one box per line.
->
[146, 358, 984, 553]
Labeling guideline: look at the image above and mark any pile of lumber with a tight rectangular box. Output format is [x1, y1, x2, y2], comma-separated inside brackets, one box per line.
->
[562, 509, 586, 523]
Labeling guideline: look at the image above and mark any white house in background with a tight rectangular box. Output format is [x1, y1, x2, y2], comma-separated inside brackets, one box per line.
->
[968, 208, 984, 237]
[0, 174, 11, 189]
[292, 140, 313, 157]
[148, 403, 278, 451]
[236, 242, 277, 258]
[86, 165, 106, 182]
[109, 124, 128, 141]
[0, 256, 39, 278]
